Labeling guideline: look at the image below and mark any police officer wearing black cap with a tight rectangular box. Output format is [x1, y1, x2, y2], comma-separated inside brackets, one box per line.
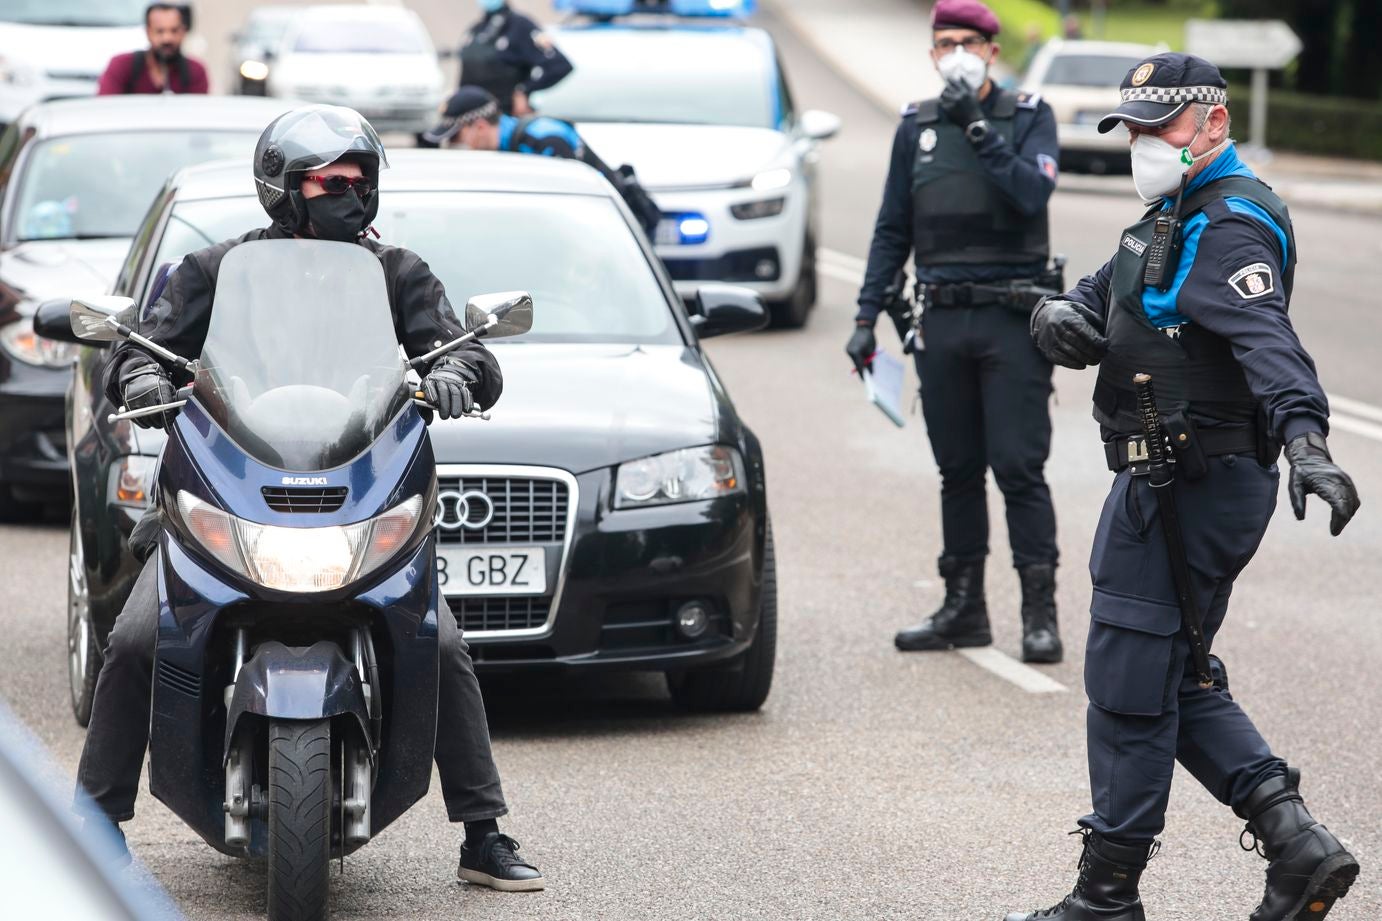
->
[1006, 53, 1360, 921]
[849, 0, 1065, 664]
[460, 0, 573, 116]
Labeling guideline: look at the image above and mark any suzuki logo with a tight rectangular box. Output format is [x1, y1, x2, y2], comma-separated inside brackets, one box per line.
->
[281, 476, 329, 486]
[435, 490, 495, 531]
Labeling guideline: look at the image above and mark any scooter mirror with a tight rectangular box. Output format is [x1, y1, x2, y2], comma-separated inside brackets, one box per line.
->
[70, 296, 136, 342]
[464, 291, 534, 339]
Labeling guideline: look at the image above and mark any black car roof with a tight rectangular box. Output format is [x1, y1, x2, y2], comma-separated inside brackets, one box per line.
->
[16, 96, 296, 139]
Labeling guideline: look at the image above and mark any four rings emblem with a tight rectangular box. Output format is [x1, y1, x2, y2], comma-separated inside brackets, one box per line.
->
[435, 491, 495, 531]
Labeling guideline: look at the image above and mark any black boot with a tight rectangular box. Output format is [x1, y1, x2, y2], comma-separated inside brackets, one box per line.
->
[1018, 563, 1063, 664]
[1237, 769, 1359, 920]
[894, 557, 990, 651]
[1003, 831, 1151, 921]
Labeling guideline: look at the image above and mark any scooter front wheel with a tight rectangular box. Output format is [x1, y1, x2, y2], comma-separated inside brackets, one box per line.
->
[267, 719, 332, 921]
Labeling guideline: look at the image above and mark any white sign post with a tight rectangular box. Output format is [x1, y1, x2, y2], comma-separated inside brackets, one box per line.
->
[1185, 19, 1302, 153]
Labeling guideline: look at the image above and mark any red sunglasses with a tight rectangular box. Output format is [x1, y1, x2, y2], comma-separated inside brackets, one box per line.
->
[301, 174, 375, 197]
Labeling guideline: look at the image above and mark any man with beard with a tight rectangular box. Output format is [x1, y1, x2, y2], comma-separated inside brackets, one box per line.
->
[97, 3, 208, 96]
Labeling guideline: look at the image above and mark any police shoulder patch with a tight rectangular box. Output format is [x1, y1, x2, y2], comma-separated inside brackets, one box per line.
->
[1037, 152, 1058, 181]
[1227, 262, 1275, 300]
[1017, 91, 1041, 109]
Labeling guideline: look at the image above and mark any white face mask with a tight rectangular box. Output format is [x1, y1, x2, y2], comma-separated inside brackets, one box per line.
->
[936, 46, 988, 93]
[1130, 125, 1229, 201]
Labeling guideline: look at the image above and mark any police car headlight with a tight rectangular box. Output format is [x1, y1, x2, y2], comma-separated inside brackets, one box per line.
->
[730, 197, 786, 221]
[0, 317, 76, 368]
[750, 168, 793, 193]
[614, 446, 745, 509]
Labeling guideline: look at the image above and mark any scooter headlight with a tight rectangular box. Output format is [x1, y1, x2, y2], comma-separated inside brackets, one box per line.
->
[176, 492, 425, 593]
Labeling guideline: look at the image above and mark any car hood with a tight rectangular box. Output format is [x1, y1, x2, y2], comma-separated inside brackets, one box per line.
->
[428, 343, 719, 474]
[271, 53, 442, 92]
[0, 239, 129, 310]
[571, 123, 790, 190]
[1034, 85, 1124, 119]
[0, 22, 146, 76]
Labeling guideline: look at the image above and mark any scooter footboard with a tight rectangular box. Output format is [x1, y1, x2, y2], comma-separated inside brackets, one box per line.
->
[223, 641, 370, 755]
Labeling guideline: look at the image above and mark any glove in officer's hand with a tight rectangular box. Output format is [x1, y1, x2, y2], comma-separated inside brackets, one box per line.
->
[423, 359, 477, 420]
[939, 79, 984, 132]
[122, 365, 176, 430]
[1285, 433, 1360, 536]
[846, 324, 876, 374]
[1031, 298, 1108, 369]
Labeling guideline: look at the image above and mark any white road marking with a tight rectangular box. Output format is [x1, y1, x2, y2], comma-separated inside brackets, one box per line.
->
[958, 647, 1068, 694]
[817, 248, 1382, 444]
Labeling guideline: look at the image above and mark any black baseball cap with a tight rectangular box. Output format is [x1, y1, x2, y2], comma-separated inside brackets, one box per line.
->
[422, 86, 501, 145]
[1097, 52, 1228, 134]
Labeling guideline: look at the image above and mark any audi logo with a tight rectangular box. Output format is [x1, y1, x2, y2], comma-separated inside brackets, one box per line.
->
[434, 490, 495, 531]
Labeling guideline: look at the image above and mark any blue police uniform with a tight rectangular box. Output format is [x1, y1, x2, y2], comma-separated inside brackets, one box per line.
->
[460, 5, 573, 112]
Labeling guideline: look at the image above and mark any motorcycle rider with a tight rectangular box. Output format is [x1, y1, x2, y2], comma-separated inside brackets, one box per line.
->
[75, 105, 544, 893]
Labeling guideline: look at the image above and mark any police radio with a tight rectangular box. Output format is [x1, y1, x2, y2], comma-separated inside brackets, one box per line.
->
[1143, 176, 1188, 292]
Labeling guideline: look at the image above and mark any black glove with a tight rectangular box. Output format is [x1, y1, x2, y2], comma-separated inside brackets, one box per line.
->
[939, 79, 984, 132]
[423, 358, 477, 420]
[1284, 432, 1360, 536]
[121, 363, 176, 430]
[1031, 298, 1108, 369]
[845, 323, 876, 373]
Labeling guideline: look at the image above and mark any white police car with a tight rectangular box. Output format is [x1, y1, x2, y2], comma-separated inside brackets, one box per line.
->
[535, 0, 840, 327]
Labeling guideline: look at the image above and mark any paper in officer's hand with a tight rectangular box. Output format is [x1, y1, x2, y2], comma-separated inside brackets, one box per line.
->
[862, 348, 906, 428]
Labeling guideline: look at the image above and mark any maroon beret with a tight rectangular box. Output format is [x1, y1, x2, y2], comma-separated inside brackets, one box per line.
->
[931, 0, 1001, 37]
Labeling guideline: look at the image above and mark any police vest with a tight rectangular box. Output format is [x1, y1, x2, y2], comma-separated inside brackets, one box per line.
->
[1093, 175, 1297, 434]
[910, 90, 1049, 268]
[461, 20, 523, 111]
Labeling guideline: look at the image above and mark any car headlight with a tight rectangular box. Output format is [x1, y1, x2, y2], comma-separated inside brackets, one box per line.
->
[111, 456, 158, 509]
[614, 446, 746, 509]
[239, 60, 270, 82]
[730, 197, 786, 220]
[0, 318, 76, 368]
[750, 168, 793, 192]
[177, 492, 425, 593]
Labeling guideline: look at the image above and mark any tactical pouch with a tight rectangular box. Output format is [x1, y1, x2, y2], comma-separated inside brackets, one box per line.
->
[1255, 405, 1282, 467]
[1165, 411, 1208, 480]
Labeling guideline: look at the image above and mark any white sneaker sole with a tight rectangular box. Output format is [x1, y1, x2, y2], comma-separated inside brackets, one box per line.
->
[458, 867, 546, 892]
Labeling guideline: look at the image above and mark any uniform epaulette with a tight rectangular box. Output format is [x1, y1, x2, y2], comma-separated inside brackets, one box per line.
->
[1017, 92, 1041, 109]
[900, 100, 922, 118]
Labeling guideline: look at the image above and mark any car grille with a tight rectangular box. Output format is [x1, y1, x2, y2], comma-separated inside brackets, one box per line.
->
[262, 486, 349, 513]
[435, 476, 568, 545]
[454, 596, 551, 633]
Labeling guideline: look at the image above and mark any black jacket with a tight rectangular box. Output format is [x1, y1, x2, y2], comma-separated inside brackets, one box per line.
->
[104, 227, 503, 409]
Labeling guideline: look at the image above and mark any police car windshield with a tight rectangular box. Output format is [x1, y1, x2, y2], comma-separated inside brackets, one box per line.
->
[291, 19, 429, 54]
[1, 0, 144, 25]
[530, 31, 777, 128]
[1042, 54, 1146, 88]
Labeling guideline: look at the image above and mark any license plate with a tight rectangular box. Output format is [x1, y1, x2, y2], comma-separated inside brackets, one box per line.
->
[437, 546, 547, 596]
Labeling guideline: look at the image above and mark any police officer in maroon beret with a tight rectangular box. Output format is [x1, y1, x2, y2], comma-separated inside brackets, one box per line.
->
[849, 0, 1065, 664]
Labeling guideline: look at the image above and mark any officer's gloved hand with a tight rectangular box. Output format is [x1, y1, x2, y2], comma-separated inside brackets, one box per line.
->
[1285, 432, 1360, 536]
[423, 357, 478, 420]
[846, 323, 877, 374]
[939, 79, 984, 132]
[121, 363, 177, 430]
[1031, 298, 1108, 369]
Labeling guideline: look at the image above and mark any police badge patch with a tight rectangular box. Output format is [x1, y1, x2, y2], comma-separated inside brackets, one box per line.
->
[919, 128, 938, 152]
[1228, 262, 1274, 299]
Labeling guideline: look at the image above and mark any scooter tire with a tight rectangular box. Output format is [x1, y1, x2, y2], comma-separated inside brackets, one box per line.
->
[267, 719, 332, 921]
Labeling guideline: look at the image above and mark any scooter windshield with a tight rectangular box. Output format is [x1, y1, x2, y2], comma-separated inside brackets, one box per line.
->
[195, 239, 409, 471]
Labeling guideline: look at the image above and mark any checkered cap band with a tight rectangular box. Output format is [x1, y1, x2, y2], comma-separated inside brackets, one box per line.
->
[456, 100, 499, 126]
[1120, 85, 1227, 105]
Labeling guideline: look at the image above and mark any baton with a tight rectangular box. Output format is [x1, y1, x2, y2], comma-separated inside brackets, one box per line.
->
[1133, 372, 1215, 690]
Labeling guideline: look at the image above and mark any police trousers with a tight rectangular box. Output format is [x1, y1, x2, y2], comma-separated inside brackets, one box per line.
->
[914, 303, 1058, 568]
[75, 558, 508, 825]
[1081, 454, 1287, 843]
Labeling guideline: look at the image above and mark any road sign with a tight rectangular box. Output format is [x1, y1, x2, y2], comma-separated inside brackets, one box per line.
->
[1184, 19, 1302, 70]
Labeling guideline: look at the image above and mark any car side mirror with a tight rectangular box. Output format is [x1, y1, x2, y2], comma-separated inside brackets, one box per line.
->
[798, 109, 841, 142]
[70, 295, 137, 343]
[33, 298, 88, 345]
[689, 285, 768, 339]
[463, 291, 534, 339]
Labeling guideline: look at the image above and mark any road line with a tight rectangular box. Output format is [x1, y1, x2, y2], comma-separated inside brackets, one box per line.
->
[819, 262, 866, 285]
[958, 648, 1068, 694]
[820, 247, 868, 273]
[1330, 414, 1382, 444]
[1330, 395, 1382, 425]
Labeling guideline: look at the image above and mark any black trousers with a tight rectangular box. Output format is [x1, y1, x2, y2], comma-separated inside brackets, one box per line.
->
[75, 559, 508, 825]
[913, 303, 1058, 568]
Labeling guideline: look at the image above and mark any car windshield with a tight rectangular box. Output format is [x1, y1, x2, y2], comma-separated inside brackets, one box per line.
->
[1, 0, 144, 26]
[196, 240, 409, 472]
[12, 131, 258, 242]
[291, 19, 428, 54]
[531, 33, 775, 128]
[152, 191, 679, 346]
[1043, 54, 1144, 88]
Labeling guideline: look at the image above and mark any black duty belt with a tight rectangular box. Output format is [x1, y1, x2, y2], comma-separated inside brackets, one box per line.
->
[925, 280, 1051, 310]
[1105, 424, 1269, 476]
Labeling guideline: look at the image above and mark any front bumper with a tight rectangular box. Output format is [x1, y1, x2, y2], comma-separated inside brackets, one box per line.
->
[278, 91, 439, 134]
[0, 358, 70, 497]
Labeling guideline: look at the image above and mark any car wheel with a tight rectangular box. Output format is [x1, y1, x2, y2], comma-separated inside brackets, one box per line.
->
[768, 232, 817, 329]
[68, 513, 101, 727]
[666, 519, 777, 712]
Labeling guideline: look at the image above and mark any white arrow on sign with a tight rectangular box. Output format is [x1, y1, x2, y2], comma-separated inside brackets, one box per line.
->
[1185, 19, 1302, 70]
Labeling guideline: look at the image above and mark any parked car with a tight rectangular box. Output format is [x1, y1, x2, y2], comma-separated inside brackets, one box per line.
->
[1021, 39, 1164, 174]
[0, 0, 147, 131]
[533, 0, 839, 327]
[42, 150, 776, 724]
[229, 6, 302, 96]
[265, 5, 446, 136]
[0, 96, 293, 519]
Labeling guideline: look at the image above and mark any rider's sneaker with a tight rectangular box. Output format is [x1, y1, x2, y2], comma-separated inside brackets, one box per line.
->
[458, 832, 545, 892]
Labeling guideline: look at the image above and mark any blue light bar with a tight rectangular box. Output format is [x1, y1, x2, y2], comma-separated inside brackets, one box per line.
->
[554, 0, 756, 17]
[677, 214, 711, 245]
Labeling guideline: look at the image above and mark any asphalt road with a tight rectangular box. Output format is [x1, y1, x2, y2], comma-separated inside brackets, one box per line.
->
[2, 2, 1380, 919]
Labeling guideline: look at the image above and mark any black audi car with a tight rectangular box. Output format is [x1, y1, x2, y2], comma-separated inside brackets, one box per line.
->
[40, 151, 775, 723]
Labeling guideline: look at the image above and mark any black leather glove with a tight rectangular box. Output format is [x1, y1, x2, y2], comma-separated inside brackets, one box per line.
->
[1284, 432, 1360, 536]
[939, 79, 984, 133]
[423, 357, 477, 420]
[1031, 298, 1108, 369]
[845, 323, 877, 373]
[120, 363, 176, 430]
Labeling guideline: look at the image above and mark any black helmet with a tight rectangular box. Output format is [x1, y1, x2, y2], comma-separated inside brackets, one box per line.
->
[253, 105, 390, 236]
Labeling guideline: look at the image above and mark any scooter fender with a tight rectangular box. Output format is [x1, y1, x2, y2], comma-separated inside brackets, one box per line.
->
[223, 640, 371, 763]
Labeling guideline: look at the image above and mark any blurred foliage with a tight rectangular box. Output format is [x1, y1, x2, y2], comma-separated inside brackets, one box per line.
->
[1074, 1, 1215, 50]
[1229, 86, 1382, 160]
[986, 0, 1060, 71]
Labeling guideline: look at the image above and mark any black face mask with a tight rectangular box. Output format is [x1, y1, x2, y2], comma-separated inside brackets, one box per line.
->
[304, 192, 367, 242]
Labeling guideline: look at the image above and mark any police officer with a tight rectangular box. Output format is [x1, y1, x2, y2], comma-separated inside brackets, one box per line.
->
[460, 0, 573, 116]
[424, 86, 662, 235]
[849, 0, 1064, 663]
[1007, 54, 1361, 920]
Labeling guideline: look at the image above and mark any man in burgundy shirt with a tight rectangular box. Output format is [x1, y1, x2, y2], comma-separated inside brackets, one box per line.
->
[97, 3, 208, 96]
